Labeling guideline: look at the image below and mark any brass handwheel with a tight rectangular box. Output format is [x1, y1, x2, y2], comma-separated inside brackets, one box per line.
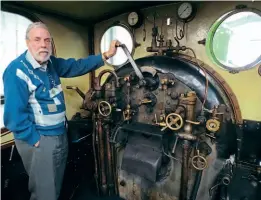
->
[98, 101, 112, 117]
[165, 113, 184, 131]
[191, 150, 208, 170]
[206, 119, 220, 132]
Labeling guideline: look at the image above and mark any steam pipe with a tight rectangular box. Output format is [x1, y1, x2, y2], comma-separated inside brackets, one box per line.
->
[190, 142, 211, 200]
[111, 144, 119, 195]
[98, 119, 107, 194]
[180, 140, 190, 200]
[180, 92, 197, 200]
[105, 125, 113, 195]
[189, 171, 203, 200]
[219, 160, 233, 200]
[92, 114, 100, 195]
[95, 69, 120, 90]
[146, 28, 187, 55]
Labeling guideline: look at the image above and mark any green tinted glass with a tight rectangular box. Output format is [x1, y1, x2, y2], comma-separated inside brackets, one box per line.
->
[206, 10, 261, 71]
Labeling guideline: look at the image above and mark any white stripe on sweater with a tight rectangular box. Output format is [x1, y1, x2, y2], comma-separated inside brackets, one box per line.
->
[16, 69, 65, 127]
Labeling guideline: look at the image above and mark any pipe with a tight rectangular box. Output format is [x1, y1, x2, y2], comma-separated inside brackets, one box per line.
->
[111, 145, 119, 195]
[179, 91, 197, 200]
[96, 69, 120, 90]
[105, 125, 113, 196]
[190, 142, 211, 200]
[180, 140, 190, 200]
[110, 122, 126, 195]
[98, 119, 107, 194]
[92, 114, 100, 196]
[220, 185, 228, 200]
[189, 171, 203, 200]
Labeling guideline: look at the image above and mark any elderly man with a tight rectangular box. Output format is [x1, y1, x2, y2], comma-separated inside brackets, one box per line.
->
[3, 22, 119, 200]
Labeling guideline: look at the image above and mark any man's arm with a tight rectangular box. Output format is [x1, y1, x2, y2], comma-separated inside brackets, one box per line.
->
[3, 66, 40, 146]
[54, 54, 105, 78]
[54, 40, 120, 78]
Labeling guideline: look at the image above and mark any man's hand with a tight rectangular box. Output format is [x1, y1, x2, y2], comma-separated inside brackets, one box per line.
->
[34, 141, 40, 147]
[103, 40, 121, 59]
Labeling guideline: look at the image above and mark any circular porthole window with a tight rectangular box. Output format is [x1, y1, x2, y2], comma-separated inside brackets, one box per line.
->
[100, 24, 134, 67]
[206, 8, 261, 72]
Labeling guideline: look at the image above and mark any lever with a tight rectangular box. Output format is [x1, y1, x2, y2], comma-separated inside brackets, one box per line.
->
[118, 44, 146, 86]
[66, 86, 85, 100]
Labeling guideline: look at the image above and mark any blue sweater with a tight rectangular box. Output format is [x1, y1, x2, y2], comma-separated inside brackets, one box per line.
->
[3, 50, 104, 145]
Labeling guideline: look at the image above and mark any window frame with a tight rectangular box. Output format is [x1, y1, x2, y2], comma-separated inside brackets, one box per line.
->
[206, 7, 261, 72]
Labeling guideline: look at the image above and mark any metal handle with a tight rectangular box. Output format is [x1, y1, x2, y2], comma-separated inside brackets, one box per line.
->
[119, 44, 146, 85]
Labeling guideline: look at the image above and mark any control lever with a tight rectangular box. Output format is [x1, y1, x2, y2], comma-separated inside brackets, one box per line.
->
[118, 44, 146, 86]
[66, 86, 85, 100]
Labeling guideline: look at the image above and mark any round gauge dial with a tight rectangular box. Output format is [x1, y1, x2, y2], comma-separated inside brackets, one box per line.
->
[177, 2, 193, 20]
[128, 12, 139, 26]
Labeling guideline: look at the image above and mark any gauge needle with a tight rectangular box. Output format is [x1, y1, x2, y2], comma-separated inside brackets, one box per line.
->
[180, 6, 189, 16]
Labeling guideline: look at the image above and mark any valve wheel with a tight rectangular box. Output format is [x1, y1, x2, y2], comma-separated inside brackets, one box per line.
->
[206, 119, 220, 132]
[191, 154, 208, 170]
[98, 101, 112, 117]
[165, 113, 184, 131]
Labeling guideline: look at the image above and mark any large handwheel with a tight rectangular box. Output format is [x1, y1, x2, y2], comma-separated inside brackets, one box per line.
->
[165, 113, 184, 131]
[98, 101, 112, 117]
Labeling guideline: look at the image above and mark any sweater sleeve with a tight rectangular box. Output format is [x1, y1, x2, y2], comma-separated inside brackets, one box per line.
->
[53, 54, 104, 78]
[3, 66, 40, 146]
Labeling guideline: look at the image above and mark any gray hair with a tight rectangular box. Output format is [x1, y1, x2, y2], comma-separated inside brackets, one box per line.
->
[25, 22, 51, 40]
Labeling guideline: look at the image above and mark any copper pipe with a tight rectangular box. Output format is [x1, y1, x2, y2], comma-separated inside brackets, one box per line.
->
[98, 119, 107, 194]
[92, 114, 100, 195]
[105, 125, 113, 195]
[94, 69, 120, 91]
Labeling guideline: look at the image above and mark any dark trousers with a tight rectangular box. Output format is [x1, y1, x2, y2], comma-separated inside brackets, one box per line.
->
[15, 133, 68, 200]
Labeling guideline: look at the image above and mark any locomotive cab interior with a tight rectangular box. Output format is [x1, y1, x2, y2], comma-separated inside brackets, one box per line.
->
[1, 1, 261, 200]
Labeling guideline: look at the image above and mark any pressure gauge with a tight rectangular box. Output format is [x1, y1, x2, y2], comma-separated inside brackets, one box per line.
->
[127, 11, 143, 28]
[177, 2, 196, 22]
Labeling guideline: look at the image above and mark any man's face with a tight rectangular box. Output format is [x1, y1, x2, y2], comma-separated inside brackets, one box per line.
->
[26, 27, 52, 64]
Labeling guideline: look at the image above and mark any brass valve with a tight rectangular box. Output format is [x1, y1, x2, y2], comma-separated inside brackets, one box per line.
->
[139, 98, 152, 105]
[123, 104, 132, 121]
[161, 78, 168, 85]
[191, 150, 208, 170]
[206, 118, 220, 132]
[160, 78, 175, 85]
[98, 101, 112, 117]
[155, 114, 167, 129]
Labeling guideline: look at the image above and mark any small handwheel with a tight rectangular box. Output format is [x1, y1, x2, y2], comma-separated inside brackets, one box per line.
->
[98, 101, 112, 117]
[206, 119, 220, 132]
[165, 113, 184, 131]
[191, 150, 208, 170]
